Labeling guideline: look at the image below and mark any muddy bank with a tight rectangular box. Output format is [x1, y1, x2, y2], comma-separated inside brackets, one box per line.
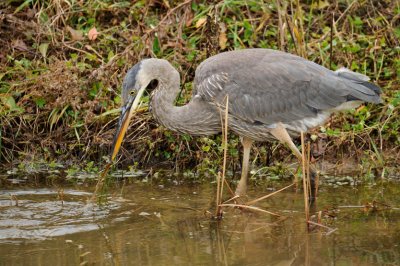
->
[1, 1, 399, 172]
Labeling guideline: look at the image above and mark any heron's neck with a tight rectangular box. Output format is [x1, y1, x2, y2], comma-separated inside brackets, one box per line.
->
[149, 64, 220, 136]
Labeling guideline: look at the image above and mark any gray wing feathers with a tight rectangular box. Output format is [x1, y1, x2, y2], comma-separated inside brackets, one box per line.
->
[335, 67, 370, 81]
[194, 49, 381, 125]
[335, 67, 382, 100]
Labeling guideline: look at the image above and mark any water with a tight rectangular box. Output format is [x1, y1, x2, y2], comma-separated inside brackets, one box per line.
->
[1, 180, 400, 265]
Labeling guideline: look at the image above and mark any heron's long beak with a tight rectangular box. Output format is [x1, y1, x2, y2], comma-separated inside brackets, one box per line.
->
[110, 86, 146, 161]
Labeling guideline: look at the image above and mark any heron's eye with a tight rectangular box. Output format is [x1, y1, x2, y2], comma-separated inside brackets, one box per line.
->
[130, 90, 136, 96]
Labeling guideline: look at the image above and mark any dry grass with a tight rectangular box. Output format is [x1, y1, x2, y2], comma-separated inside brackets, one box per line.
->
[0, 0, 398, 177]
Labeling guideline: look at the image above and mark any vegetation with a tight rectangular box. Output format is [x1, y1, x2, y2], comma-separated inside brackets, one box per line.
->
[0, 0, 399, 180]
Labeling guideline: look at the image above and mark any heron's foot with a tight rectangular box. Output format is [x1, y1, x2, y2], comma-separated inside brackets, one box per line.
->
[234, 182, 248, 203]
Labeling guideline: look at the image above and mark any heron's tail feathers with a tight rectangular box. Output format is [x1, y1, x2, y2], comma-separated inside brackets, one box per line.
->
[335, 67, 382, 104]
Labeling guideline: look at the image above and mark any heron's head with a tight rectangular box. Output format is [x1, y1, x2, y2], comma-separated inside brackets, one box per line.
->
[110, 59, 160, 161]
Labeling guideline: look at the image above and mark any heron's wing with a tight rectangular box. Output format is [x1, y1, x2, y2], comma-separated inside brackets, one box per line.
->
[193, 50, 376, 125]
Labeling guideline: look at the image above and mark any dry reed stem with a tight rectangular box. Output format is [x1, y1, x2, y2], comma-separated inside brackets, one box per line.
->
[215, 172, 221, 216]
[223, 179, 236, 198]
[245, 183, 295, 206]
[307, 220, 337, 235]
[330, 11, 334, 69]
[222, 195, 240, 204]
[215, 95, 229, 218]
[285, 14, 298, 55]
[301, 132, 310, 225]
[295, 0, 306, 58]
[290, 163, 300, 188]
[318, 211, 322, 224]
[307, 142, 311, 196]
[222, 217, 288, 234]
[276, 0, 286, 51]
[220, 95, 229, 203]
[219, 204, 281, 217]
[305, 233, 310, 266]
[216, 225, 229, 266]
[314, 169, 319, 198]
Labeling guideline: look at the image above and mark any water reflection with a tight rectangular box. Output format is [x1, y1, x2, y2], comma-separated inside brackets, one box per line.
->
[0, 188, 123, 241]
[0, 182, 400, 265]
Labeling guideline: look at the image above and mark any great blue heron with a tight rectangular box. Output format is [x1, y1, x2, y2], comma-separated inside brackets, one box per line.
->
[110, 49, 382, 197]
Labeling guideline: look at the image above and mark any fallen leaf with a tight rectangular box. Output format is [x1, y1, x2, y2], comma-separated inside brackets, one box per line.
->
[195, 17, 207, 28]
[39, 43, 49, 58]
[67, 26, 83, 41]
[88, 27, 99, 41]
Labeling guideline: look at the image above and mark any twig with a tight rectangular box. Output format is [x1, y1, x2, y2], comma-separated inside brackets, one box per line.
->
[222, 195, 240, 204]
[307, 220, 337, 234]
[62, 41, 103, 63]
[224, 178, 236, 198]
[219, 204, 281, 217]
[246, 183, 295, 206]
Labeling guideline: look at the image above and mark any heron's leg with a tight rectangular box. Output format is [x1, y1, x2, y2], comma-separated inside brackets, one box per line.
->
[270, 123, 302, 160]
[235, 137, 253, 197]
[270, 123, 316, 202]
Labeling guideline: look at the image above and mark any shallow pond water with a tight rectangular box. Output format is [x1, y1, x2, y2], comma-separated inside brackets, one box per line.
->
[1, 179, 400, 265]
